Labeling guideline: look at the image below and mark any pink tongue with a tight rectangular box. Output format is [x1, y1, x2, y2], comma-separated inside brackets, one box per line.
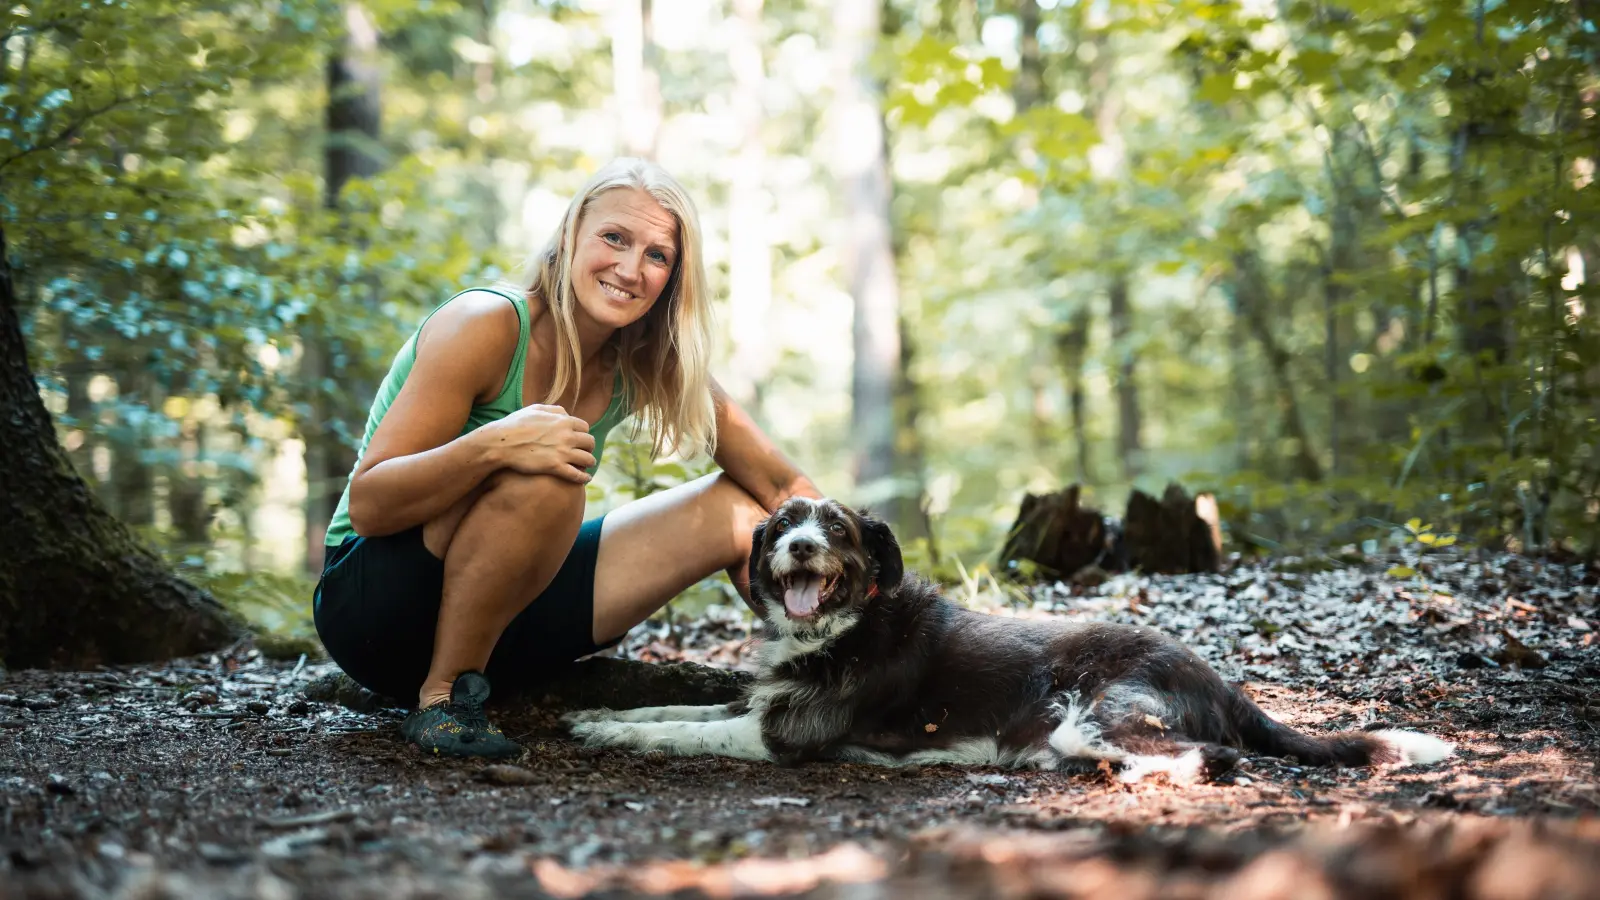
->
[783, 576, 824, 617]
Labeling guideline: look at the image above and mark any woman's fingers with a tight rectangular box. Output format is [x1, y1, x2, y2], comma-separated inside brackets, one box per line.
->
[557, 464, 593, 484]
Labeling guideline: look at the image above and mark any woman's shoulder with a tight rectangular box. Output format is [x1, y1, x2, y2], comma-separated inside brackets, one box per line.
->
[412, 289, 523, 390]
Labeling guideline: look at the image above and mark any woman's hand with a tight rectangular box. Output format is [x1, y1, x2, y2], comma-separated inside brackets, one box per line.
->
[484, 404, 598, 483]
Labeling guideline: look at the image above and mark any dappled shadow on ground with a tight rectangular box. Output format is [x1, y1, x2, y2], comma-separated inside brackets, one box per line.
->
[2, 554, 1598, 898]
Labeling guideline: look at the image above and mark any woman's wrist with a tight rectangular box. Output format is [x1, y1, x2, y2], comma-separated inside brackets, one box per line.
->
[464, 423, 510, 475]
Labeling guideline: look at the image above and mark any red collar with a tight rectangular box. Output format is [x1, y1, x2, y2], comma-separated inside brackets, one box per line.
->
[866, 584, 879, 599]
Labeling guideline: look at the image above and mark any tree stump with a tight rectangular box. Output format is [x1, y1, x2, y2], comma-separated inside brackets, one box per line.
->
[998, 485, 1116, 580]
[1121, 483, 1222, 575]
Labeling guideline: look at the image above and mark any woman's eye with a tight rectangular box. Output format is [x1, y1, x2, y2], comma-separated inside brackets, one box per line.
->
[603, 232, 623, 244]
[648, 249, 669, 264]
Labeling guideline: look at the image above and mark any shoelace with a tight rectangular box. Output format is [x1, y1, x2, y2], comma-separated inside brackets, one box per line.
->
[446, 698, 494, 733]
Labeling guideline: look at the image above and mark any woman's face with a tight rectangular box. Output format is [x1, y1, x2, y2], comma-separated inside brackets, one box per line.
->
[569, 187, 679, 335]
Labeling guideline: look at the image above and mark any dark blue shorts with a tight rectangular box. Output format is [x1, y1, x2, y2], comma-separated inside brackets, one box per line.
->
[312, 516, 621, 702]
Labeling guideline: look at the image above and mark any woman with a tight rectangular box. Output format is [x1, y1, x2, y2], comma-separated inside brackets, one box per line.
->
[313, 158, 820, 759]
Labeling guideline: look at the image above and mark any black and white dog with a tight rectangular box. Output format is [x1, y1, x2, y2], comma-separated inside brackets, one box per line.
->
[566, 498, 1452, 782]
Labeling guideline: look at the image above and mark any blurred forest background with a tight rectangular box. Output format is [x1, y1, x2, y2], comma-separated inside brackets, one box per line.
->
[6, 0, 1599, 637]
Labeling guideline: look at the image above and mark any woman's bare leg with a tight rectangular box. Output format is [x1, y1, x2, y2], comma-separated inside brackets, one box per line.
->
[590, 472, 768, 644]
[416, 470, 586, 708]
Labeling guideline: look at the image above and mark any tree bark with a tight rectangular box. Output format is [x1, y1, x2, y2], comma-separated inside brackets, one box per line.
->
[1107, 273, 1142, 479]
[0, 222, 239, 669]
[1013, 0, 1042, 112]
[834, 0, 923, 536]
[1231, 250, 1324, 482]
[1054, 307, 1094, 484]
[305, 3, 382, 572]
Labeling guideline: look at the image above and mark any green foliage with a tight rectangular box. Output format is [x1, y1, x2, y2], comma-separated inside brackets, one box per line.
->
[11, 0, 1600, 619]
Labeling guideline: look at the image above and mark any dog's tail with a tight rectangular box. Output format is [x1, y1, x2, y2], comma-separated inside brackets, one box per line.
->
[1224, 684, 1453, 767]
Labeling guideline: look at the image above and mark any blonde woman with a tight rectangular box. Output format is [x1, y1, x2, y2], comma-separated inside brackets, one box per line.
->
[313, 158, 819, 758]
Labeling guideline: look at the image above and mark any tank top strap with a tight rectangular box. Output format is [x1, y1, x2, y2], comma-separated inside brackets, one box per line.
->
[469, 286, 530, 417]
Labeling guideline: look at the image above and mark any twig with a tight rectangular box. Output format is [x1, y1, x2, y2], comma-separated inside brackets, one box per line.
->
[259, 809, 357, 829]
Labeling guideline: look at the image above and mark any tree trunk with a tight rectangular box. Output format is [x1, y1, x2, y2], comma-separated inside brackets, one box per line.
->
[725, 0, 772, 413]
[1323, 194, 1356, 478]
[834, 0, 922, 535]
[305, 3, 382, 572]
[108, 374, 155, 529]
[1013, 0, 1042, 113]
[1231, 250, 1324, 482]
[1107, 273, 1142, 479]
[0, 223, 238, 669]
[1054, 306, 1094, 484]
[612, 0, 661, 159]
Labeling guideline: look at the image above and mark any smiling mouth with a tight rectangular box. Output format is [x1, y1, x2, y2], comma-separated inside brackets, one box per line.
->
[599, 280, 637, 301]
[778, 572, 839, 619]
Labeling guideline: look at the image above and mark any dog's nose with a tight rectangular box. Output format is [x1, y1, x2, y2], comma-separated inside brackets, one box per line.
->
[788, 537, 818, 559]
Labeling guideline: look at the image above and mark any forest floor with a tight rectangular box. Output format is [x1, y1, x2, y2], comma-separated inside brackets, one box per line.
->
[4, 552, 1600, 899]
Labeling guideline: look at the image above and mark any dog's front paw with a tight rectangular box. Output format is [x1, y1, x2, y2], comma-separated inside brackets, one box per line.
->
[568, 720, 628, 748]
[560, 708, 617, 729]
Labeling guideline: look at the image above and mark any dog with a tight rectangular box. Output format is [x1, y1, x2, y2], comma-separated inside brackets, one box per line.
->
[565, 498, 1453, 782]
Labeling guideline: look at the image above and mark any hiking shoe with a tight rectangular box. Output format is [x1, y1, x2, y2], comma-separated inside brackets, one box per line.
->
[400, 671, 523, 759]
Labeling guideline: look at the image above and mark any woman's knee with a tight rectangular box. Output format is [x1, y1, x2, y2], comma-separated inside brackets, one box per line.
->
[424, 470, 585, 557]
[700, 472, 768, 557]
[478, 469, 587, 517]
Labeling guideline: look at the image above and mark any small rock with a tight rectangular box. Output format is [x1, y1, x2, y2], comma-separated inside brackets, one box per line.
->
[198, 842, 249, 866]
[966, 773, 1009, 786]
[0, 694, 18, 707]
[246, 700, 272, 715]
[1569, 616, 1592, 632]
[286, 699, 310, 716]
[1456, 652, 1492, 669]
[479, 764, 540, 786]
[180, 690, 218, 708]
[46, 774, 75, 796]
[23, 697, 59, 712]
[1421, 790, 1461, 809]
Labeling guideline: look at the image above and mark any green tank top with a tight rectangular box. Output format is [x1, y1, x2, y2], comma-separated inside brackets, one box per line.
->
[324, 286, 629, 547]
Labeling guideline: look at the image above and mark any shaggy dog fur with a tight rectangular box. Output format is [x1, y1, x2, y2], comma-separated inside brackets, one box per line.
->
[566, 499, 1452, 782]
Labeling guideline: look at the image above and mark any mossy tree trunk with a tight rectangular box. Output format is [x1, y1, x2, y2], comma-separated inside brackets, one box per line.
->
[0, 222, 239, 669]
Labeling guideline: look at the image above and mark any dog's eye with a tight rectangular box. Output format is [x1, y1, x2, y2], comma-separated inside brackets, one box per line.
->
[774, 517, 790, 532]
[828, 523, 846, 536]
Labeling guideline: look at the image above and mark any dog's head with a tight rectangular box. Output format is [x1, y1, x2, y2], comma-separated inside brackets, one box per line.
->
[747, 497, 904, 630]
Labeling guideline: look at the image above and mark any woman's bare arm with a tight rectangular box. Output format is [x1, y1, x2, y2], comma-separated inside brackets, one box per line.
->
[344, 295, 523, 538]
[710, 379, 822, 513]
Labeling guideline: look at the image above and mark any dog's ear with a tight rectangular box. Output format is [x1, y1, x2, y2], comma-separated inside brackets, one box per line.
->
[859, 512, 904, 597]
[746, 519, 768, 590]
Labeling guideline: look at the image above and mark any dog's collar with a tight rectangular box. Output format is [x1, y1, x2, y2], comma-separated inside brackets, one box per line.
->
[866, 584, 879, 600]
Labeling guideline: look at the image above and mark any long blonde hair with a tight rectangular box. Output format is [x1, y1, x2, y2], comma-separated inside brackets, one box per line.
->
[522, 158, 717, 459]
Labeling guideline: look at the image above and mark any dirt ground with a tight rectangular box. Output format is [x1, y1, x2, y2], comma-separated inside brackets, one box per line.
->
[4, 552, 1600, 899]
